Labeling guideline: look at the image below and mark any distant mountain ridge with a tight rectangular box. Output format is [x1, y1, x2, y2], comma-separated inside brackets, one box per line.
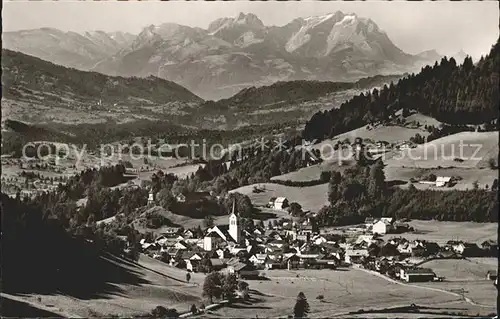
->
[4, 11, 443, 100]
[2, 49, 404, 130]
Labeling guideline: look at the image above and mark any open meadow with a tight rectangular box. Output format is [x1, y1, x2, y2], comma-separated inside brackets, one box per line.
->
[415, 258, 498, 307]
[384, 131, 498, 169]
[208, 267, 496, 318]
[229, 183, 329, 212]
[382, 220, 498, 245]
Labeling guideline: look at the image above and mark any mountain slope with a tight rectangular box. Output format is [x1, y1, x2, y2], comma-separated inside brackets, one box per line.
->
[2, 28, 136, 70]
[2, 49, 202, 105]
[5, 12, 440, 100]
[303, 37, 500, 142]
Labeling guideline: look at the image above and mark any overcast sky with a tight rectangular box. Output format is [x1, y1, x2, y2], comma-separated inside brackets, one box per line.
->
[3, 1, 498, 59]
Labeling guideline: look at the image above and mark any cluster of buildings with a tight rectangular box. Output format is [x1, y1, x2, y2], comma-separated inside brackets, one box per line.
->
[137, 208, 498, 284]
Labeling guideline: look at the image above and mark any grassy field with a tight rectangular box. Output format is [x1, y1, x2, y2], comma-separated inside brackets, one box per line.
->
[383, 220, 497, 245]
[271, 160, 354, 182]
[230, 183, 329, 212]
[11, 254, 202, 318]
[419, 259, 497, 282]
[209, 267, 489, 318]
[384, 131, 498, 169]
[415, 269, 498, 308]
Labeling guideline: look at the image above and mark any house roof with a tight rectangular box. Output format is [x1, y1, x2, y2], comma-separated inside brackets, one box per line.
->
[275, 197, 288, 203]
[436, 176, 451, 183]
[209, 258, 227, 267]
[406, 268, 435, 275]
[232, 262, 249, 272]
[253, 254, 268, 260]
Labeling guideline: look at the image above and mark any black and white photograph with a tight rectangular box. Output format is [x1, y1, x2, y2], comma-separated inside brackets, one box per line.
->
[1, 1, 499, 318]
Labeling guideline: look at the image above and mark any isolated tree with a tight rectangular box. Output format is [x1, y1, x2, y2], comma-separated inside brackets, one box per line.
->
[237, 281, 250, 300]
[221, 273, 238, 301]
[289, 202, 303, 217]
[488, 157, 497, 169]
[267, 220, 273, 230]
[293, 292, 310, 318]
[202, 272, 222, 303]
[473, 180, 479, 190]
[186, 272, 191, 283]
[190, 304, 198, 315]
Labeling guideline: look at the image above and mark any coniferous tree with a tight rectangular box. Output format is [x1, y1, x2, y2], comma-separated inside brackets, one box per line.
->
[293, 292, 310, 318]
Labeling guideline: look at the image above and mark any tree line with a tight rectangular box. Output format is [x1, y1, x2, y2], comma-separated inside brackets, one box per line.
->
[316, 158, 498, 226]
[303, 38, 499, 142]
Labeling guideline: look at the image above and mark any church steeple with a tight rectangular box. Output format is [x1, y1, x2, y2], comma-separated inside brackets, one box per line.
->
[229, 199, 240, 242]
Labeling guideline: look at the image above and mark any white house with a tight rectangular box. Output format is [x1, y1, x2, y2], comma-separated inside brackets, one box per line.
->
[176, 193, 186, 202]
[372, 219, 394, 235]
[273, 197, 289, 210]
[435, 176, 452, 187]
[148, 191, 155, 205]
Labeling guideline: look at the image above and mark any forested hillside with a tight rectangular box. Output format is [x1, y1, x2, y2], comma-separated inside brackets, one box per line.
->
[303, 38, 499, 142]
[1, 49, 202, 104]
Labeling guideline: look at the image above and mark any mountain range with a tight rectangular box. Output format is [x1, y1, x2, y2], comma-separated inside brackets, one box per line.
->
[2, 48, 404, 130]
[3, 11, 451, 100]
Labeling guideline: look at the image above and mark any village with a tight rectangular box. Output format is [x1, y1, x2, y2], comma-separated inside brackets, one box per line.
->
[136, 194, 499, 287]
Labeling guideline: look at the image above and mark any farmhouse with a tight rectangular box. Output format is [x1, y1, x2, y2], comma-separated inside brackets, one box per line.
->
[486, 270, 497, 281]
[273, 197, 289, 210]
[400, 268, 437, 282]
[451, 242, 481, 256]
[372, 219, 394, 235]
[224, 262, 259, 279]
[435, 176, 452, 187]
[176, 192, 211, 203]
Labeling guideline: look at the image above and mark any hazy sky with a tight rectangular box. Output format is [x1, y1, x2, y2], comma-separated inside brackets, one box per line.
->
[3, 1, 498, 59]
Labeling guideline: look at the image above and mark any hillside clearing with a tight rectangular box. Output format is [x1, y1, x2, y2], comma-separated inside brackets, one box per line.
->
[384, 131, 498, 169]
[229, 183, 329, 212]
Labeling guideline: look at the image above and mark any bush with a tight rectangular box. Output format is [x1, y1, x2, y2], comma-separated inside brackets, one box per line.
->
[488, 157, 497, 169]
[316, 295, 324, 301]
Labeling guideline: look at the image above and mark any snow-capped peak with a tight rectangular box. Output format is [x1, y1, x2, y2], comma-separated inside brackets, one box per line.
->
[234, 12, 264, 28]
[335, 14, 357, 27]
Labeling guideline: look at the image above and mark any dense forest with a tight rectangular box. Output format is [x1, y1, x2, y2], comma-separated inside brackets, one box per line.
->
[303, 38, 500, 142]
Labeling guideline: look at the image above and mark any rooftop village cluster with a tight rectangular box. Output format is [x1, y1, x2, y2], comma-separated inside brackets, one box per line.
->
[135, 209, 498, 283]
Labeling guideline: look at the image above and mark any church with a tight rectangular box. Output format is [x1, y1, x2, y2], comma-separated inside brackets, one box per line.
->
[203, 201, 242, 251]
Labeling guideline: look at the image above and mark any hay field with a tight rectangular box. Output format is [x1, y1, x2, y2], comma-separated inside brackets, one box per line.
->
[210, 268, 465, 318]
[419, 259, 497, 282]
[383, 220, 497, 245]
